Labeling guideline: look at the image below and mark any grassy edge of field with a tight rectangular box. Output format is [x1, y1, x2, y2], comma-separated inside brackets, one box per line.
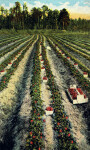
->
[0, 29, 90, 35]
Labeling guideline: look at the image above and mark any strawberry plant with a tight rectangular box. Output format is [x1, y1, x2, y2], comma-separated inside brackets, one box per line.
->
[26, 37, 45, 150]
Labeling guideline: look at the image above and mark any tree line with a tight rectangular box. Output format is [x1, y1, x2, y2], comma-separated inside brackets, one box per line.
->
[0, 1, 90, 31]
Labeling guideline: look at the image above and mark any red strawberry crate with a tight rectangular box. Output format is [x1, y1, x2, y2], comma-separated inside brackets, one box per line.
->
[45, 106, 53, 115]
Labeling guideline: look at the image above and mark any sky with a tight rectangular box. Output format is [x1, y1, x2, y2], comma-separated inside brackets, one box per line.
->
[0, 0, 90, 19]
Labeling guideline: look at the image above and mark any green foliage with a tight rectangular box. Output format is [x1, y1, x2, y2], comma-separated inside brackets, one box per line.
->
[26, 37, 45, 150]
[0, 2, 90, 31]
[58, 8, 70, 30]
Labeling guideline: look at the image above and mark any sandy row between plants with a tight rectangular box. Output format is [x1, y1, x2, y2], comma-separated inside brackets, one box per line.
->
[0, 38, 37, 144]
[60, 38, 90, 54]
[44, 38, 90, 150]
[0, 35, 33, 65]
[0, 37, 22, 51]
[40, 45, 55, 150]
[63, 46, 90, 69]
[12, 47, 35, 150]
[70, 42, 90, 54]
[0, 36, 27, 51]
[41, 78, 54, 150]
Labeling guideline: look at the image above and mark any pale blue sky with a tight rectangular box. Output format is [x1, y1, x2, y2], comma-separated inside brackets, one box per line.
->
[0, 0, 89, 6]
[0, 0, 90, 14]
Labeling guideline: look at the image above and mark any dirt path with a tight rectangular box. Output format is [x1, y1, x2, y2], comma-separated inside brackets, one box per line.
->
[0, 36, 27, 51]
[63, 46, 90, 69]
[44, 37, 90, 150]
[0, 38, 37, 150]
[12, 43, 36, 150]
[40, 44, 55, 150]
[60, 38, 90, 54]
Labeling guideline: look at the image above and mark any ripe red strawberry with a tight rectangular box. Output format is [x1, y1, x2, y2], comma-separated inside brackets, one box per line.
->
[43, 119, 46, 122]
[30, 141, 33, 145]
[50, 107, 53, 111]
[33, 136, 36, 139]
[1, 70, 4, 72]
[57, 122, 60, 126]
[34, 110, 36, 113]
[71, 140, 73, 144]
[59, 129, 62, 132]
[65, 127, 67, 130]
[40, 133, 43, 135]
[30, 131, 32, 135]
[31, 120, 33, 123]
[68, 133, 71, 137]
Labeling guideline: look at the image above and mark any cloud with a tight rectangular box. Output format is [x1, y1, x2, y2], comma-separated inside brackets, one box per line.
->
[68, 2, 90, 14]
[1, 3, 15, 10]
[1, 1, 90, 15]
[58, 2, 70, 6]
[34, 1, 44, 7]
[23, 1, 90, 14]
[84, 2, 90, 5]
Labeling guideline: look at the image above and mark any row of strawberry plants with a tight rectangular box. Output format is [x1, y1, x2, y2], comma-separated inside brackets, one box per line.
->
[60, 35, 90, 50]
[56, 36, 90, 55]
[68, 38, 90, 50]
[41, 36, 78, 150]
[26, 37, 45, 150]
[0, 35, 25, 48]
[66, 35, 90, 47]
[0, 35, 12, 41]
[0, 34, 22, 43]
[51, 35, 90, 61]
[60, 36, 90, 51]
[46, 37, 90, 92]
[0, 36, 35, 72]
[47, 36, 90, 77]
[0, 36, 37, 91]
[0, 35, 32, 58]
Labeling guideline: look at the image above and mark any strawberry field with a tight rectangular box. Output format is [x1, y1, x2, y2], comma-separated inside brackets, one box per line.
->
[0, 32, 90, 150]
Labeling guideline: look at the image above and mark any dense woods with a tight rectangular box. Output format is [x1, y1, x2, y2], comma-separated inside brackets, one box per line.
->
[0, 1, 90, 31]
